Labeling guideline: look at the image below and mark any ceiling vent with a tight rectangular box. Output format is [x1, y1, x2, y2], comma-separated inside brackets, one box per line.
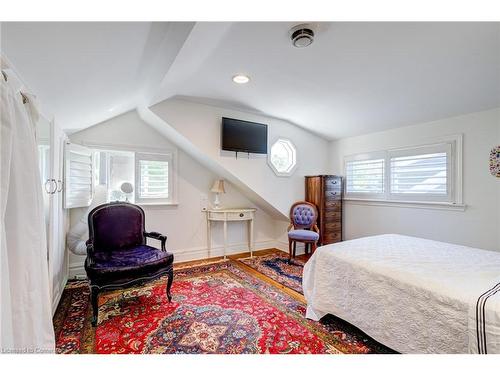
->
[289, 24, 315, 48]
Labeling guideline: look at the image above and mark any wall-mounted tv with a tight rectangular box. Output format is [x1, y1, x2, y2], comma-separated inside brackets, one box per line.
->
[221, 117, 268, 154]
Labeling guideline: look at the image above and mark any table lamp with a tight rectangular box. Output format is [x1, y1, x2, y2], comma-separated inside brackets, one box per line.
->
[120, 182, 134, 202]
[210, 179, 226, 209]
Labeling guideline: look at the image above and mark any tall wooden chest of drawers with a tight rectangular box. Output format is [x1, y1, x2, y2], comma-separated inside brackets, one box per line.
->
[305, 175, 343, 246]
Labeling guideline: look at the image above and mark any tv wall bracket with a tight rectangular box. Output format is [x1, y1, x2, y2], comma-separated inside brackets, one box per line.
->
[235, 152, 251, 159]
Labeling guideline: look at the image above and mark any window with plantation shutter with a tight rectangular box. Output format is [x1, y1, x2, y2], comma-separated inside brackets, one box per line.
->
[344, 151, 386, 199]
[345, 158, 385, 196]
[343, 135, 462, 206]
[139, 160, 169, 199]
[135, 153, 173, 204]
[389, 144, 451, 201]
[64, 143, 94, 208]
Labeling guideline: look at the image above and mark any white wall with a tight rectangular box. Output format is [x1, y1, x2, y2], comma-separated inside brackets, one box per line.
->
[150, 98, 330, 218]
[67, 111, 279, 277]
[330, 108, 500, 251]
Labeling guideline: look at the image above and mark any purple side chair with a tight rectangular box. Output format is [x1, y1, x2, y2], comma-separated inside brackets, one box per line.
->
[287, 201, 320, 259]
[85, 202, 173, 326]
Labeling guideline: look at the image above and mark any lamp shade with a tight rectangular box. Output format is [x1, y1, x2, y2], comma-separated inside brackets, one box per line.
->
[210, 179, 226, 194]
[120, 182, 134, 194]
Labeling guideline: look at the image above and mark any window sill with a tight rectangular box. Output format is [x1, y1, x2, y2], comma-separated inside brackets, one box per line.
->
[137, 202, 179, 207]
[343, 198, 466, 211]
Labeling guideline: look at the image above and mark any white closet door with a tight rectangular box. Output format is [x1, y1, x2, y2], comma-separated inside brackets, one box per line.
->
[48, 119, 68, 313]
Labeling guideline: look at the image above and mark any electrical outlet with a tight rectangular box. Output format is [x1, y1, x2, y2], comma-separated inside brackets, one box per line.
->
[200, 193, 209, 211]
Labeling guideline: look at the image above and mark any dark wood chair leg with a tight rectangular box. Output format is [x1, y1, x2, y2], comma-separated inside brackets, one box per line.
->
[288, 239, 293, 260]
[312, 241, 317, 254]
[293, 241, 297, 258]
[166, 268, 173, 302]
[90, 286, 99, 327]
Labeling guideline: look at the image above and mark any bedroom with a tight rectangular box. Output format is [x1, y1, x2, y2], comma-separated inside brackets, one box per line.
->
[1, 0, 500, 372]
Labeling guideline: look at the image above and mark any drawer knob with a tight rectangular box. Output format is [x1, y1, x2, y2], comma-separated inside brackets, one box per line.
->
[239, 213, 244, 217]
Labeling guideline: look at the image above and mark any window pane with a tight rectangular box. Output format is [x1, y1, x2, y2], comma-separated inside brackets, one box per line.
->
[390, 152, 447, 195]
[139, 160, 169, 199]
[346, 159, 385, 194]
[270, 139, 296, 174]
[107, 151, 135, 202]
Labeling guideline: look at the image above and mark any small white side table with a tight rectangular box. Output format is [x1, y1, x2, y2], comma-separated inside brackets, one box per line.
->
[206, 208, 256, 259]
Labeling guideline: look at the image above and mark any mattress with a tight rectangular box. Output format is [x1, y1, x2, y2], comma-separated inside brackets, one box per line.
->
[302, 234, 500, 353]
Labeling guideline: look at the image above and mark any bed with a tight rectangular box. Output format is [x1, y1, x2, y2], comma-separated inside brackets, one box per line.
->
[302, 234, 500, 353]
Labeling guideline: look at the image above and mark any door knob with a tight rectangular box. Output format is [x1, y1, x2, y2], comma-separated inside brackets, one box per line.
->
[57, 179, 63, 193]
[49, 179, 57, 194]
[44, 179, 57, 194]
[44, 179, 51, 194]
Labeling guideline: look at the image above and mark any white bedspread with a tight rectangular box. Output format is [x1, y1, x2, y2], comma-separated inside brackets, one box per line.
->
[302, 234, 500, 353]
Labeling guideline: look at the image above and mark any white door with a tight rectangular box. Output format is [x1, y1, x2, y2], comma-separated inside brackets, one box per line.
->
[37, 118, 52, 245]
[47, 119, 68, 313]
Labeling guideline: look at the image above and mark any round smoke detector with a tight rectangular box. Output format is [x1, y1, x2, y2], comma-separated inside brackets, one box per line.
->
[289, 24, 315, 48]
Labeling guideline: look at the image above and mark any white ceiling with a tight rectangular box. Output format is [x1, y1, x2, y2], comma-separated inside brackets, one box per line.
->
[155, 22, 500, 139]
[1, 22, 193, 131]
[2, 22, 499, 139]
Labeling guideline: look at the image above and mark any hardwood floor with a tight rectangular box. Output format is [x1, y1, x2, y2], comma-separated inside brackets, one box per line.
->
[174, 248, 312, 266]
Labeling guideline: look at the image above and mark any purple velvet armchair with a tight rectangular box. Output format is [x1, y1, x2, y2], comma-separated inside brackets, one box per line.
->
[85, 202, 173, 326]
[287, 201, 320, 259]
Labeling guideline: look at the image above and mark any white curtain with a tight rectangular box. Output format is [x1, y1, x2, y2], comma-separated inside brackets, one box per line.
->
[1, 70, 55, 353]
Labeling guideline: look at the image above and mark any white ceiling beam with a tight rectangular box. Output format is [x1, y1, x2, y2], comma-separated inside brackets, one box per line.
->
[136, 22, 195, 106]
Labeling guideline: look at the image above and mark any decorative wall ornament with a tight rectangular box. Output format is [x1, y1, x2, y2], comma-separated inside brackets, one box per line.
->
[490, 146, 500, 177]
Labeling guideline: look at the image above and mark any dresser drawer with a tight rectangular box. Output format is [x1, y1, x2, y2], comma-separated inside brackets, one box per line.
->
[323, 210, 342, 221]
[324, 190, 341, 200]
[228, 211, 253, 220]
[324, 177, 341, 191]
[324, 200, 342, 210]
[322, 232, 342, 244]
[209, 210, 254, 221]
[324, 221, 342, 231]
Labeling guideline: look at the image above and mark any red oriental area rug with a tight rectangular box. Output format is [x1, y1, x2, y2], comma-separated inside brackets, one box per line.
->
[54, 259, 393, 354]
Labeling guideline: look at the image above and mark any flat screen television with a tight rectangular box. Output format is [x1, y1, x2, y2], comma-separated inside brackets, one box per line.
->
[221, 117, 268, 154]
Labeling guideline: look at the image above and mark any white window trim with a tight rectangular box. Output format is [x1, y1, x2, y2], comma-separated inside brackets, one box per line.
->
[267, 137, 298, 177]
[343, 134, 464, 210]
[80, 141, 178, 206]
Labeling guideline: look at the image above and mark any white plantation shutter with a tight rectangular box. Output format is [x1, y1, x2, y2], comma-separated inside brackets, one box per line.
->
[343, 137, 461, 205]
[389, 143, 452, 202]
[64, 143, 94, 208]
[135, 153, 173, 203]
[345, 156, 385, 198]
[139, 160, 169, 199]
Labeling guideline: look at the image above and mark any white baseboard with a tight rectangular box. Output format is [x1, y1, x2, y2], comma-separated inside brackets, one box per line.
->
[69, 263, 86, 279]
[51, 273, 68, 315]
[69, 239, 285, 278]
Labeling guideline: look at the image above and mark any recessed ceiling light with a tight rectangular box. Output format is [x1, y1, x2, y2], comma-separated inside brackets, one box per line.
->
[232, 74, 250, 84]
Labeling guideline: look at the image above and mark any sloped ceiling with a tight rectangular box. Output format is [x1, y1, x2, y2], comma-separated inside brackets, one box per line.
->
[1, 22, 499, 139]
[153, 22, 500, 140]
[1, 22, 194, 131]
